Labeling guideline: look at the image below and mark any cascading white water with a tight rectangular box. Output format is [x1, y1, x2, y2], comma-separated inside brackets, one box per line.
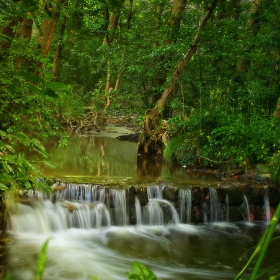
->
[243, 194, 250, 222]
[143, 198, 180, 225]
[6, 183, 277, 280]
[56, 183, 102, 203]
[111, 189, 127, 226]
[92, 203, 112, 228]
[209, 188, 220, 222]
[147, 185, 164, 199]
[135, 196, 142, 225]
[203, 202, 208, 223]
[263, 188, 271, 223]
[178, 189, 192, 223]
[143, 200, 164, 225]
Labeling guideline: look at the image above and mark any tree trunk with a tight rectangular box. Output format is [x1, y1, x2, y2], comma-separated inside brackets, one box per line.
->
[52, 11, 67, 80]
[0, 18, 20, 61]
[103, 0, 126, 95]
[14, 18, 33, 69]
[153, 0, 187, 109]
[37, 0, 65, 57]
[138, 0, 218, 157]
[166, 0, 187, 44]
[237, 0, 260, 73]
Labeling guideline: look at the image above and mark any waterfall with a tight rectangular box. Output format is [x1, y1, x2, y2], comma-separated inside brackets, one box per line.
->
[243, 194, 250, 222]
[111, 189, 127, 226]
[9, 183, 274, 234]
[178, 189, 192, 224]
[203, 202, 208, 223]
[209, 188, 220, 222]
[92, 203, 111, 228]
[147, 185, 164, 199]
[135, 196, 142, 225]
[263, 189, 270, 223]
[57, 183, 100, 202]
[143, 198, 180, 225]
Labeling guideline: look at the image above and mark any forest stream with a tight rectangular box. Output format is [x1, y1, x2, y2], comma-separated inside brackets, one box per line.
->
[4, 125, 280, 280]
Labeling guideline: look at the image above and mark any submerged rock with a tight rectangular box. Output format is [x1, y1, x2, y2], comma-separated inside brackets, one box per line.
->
[116, 133, 140, 142]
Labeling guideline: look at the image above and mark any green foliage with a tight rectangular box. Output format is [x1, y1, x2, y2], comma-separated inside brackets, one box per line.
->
[164, 110, 280, 174]
[269, 154, 280, 185]
[126, 262, 158, 280]
[0, 130, 52, 193]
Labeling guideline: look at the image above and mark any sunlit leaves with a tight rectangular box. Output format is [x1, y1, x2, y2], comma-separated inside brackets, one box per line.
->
[126, 262, 158, 280]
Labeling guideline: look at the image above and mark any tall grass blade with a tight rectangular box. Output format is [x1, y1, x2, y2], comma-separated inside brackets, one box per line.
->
[250, 204, 280, 279]
[36, 238, 51, 280]
[235, 203, 280, 280]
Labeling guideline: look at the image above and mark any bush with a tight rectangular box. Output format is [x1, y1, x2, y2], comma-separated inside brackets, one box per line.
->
[164, 109, 280, 177]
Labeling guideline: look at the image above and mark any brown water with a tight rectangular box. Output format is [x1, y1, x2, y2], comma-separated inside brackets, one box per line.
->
[5, 126, 280, 280]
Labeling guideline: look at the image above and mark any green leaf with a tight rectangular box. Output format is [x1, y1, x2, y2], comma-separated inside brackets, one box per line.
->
[41, 161, 55, 168]
[24, 181, 32, 189]
[17, 71, 42, 83]
[42, 88, 58, 98]
[6, 84, 18, 94]
[36, 238, 51, 280]
[4, 271, 12, 280]
[27, 84, 42, 94]
[5, 145, 15, 153]
[126, 262, 158, 280]
[0, 183, 8, 191]
[45, 82, 65, 90]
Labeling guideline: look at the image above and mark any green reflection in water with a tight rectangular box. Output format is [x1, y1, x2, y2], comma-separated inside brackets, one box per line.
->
[37, 135, 138, 184]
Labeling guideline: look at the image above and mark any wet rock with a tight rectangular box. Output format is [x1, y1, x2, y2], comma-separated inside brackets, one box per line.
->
[191, 186, 203, 224]
[216, 188, 227, 204]
[116, 133, 140, 143]
[162, 186, 178, 202]
[136, 187, 149, 205]
[255, 174, 271, 184]
[192, 186, 203, 206]
[127, 186, 137, 225]
[227, 186, 244, 206]
[266, 186, 280, 208]
[46, 179, 55, 186]
[53, 184, 67, 191]
[241, 183, 252, 195]
[249, 187, 265, 206]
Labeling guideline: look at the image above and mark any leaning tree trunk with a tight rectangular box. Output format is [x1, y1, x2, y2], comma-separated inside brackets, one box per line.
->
[138, 0, 218, 157]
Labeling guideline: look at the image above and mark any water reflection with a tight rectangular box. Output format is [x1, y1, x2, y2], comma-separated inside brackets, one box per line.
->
[38, 134, 138, 182]
[34, 130, 221, 186]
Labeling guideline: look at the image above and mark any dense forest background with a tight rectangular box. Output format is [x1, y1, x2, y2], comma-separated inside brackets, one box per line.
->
[1, 0, 280, 192]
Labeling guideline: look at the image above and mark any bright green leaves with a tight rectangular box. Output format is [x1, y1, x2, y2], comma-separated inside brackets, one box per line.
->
[0, 130, 52, 193]
[126, 262, 158, 280]
[0, 183, 8, 191]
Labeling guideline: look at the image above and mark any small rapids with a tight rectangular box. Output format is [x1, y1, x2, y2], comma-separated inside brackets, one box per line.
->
[6, 183, 280, 280]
